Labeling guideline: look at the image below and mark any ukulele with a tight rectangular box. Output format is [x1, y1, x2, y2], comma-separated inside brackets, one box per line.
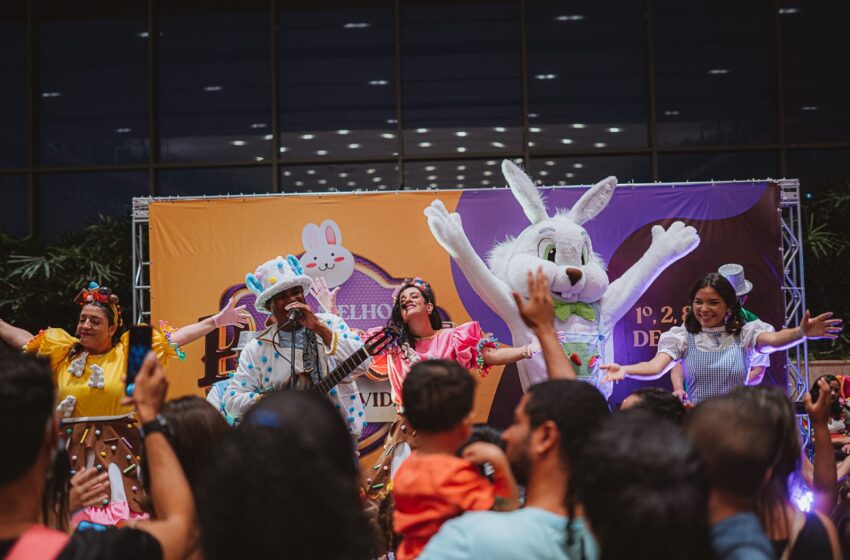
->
[288, 328, 398, 396]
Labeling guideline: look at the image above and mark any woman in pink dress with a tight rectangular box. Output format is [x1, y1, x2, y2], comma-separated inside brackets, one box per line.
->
[356, 277, 533, 500]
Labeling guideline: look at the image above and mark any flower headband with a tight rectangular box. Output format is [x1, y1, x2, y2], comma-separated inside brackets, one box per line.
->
[74, 282, 122, 327]
[392, 277, 431, 303]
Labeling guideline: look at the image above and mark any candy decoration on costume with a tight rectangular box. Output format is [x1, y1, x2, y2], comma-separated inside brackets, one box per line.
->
[56, 395, 76, 418]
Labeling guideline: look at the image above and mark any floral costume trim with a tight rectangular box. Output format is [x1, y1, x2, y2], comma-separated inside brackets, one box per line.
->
[473, 334, 499, 377]
[158, 320, 186, 361]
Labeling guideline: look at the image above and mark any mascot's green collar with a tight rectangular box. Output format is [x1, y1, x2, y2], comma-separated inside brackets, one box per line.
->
[552, 300, 597, 322]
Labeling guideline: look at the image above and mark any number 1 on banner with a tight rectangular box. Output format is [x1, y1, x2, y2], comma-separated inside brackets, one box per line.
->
[635, 306, 652, 325]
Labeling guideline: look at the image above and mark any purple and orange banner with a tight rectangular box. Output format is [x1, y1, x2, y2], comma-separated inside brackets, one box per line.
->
[149, 181, 782, 463]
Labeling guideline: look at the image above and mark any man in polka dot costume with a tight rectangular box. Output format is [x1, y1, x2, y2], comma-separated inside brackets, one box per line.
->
[223, 255, 368, 435]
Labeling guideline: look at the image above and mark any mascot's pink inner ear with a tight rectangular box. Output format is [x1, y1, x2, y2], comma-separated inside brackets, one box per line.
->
[325, 225, 337, 245]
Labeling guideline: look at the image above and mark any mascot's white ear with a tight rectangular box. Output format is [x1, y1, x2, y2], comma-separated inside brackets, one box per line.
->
[502, 159, 549, 224]
[566, 176, 618, 225]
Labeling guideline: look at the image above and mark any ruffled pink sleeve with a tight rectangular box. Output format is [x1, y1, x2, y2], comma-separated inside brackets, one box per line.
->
[449, 322, 499, 377]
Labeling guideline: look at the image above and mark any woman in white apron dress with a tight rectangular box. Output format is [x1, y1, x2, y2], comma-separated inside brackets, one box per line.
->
[599, 273, 841, 404]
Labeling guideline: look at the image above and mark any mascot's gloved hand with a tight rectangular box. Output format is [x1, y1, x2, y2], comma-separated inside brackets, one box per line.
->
[213, 297, 252, 328]
[647, 221, 700, 262]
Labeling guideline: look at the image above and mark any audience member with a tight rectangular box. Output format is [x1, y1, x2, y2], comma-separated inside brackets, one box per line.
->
[0, 351, 196, 560]
[195, 390, 374, 560]
[621, 387, 686, 424]
[422, 379, 609, 560]
[728, 385, 842, 559]
[393, 360, 519, 559]
[575, 409, 715, 560]
[686, 395, 774, 559]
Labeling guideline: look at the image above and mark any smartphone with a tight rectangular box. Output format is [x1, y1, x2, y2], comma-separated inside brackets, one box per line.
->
[126, 325, 152, 396]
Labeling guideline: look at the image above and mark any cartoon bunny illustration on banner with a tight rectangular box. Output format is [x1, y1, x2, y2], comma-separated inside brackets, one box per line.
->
[424, 160, 700, 397]
[299, 219, 355, 288]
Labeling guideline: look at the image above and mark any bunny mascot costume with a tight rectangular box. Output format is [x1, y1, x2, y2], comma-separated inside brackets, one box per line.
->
[425, 160, 700, 397]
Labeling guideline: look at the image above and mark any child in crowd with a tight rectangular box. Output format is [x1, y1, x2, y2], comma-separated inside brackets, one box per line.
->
[392, 360, 519, 559]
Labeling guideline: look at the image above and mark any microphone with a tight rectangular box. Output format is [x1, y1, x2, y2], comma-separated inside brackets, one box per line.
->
[286, 308, 302, 324]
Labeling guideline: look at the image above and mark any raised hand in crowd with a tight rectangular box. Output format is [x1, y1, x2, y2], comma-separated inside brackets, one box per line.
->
[512, 267, 575, 380]
[805, 376, 839, 515]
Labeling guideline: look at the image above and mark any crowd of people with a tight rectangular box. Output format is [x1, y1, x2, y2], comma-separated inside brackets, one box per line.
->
[0, 255, 848, 559]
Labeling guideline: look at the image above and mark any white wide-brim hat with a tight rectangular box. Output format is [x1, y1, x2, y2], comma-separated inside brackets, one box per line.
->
[245, 255, 314, 313]
[718, 263, 753, 297]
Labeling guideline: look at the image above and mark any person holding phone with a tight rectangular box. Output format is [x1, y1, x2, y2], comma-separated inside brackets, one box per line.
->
[0, 281, 250, 525]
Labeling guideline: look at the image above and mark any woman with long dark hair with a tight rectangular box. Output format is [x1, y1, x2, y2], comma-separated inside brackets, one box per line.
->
[0, 282, 248, 525]
[600, 272, 841, 404]
[196, 390, 375, 560]
[728, 386, 842, 559]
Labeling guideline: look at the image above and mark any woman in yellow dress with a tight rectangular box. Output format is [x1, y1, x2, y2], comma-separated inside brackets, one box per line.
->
[0, 282, 249, 525]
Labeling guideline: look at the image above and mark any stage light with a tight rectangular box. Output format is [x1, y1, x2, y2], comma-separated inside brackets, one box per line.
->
[528, 141, 536, 147]
[482, 180, 490, 185]
[230, 140, 246, 146]
[203, 85, 223, 92]
[664, 110, 680, 116]
[555, 14, 584, 21]
[607, 127, 622, 133]
[708, 69, 729, 75]
[378, 185, 387, 190]
[301, 134, 315, 140]
[295, 181, 304, 187]
[594, 142, 606, 148]
[368, 80, 389, 86]
[457, 147, 467, 152]
[387, 118, 397, 124]
[279, 146, 288, 153]
[425, 165, 436, 171]
[307, 169, 316, 175]
[283, 170, 291, 176]
[494, 126, 506, 132]
[455, 131, 468, 137]
[338, 129, 350, 135]
[486, 160, 497, 166]
[348, 143, 361, 149]
[779, 8, 800, 14]
[429, 183, 437, 188]
[255, 156, 264, 161]
[801, 106, 819, 111]
[137, 31, 149, 38]
[367, 168, 376, 174]
[250, 123, 267, 129]
[317, 150, 328, 155]
[571, 123, 586, 129]
[381, 133, 395, 139]
[41, 92, 62, 98]
[428, 175, 437, 181]
[343, 22, 371, 28]
[263, 134, 273, 140]
[492, 142, 505, 148]
[545, 161, 555, 166]
[416, 128, 429, 133]
[534, 74, 557, 80]
[339, 172, 348, 178]
[530, 127, 542, 133]
[457, 165, 466, 171]
[566, 173, 575, 178]
[348, 181, 356, 187]
[373, 177, 381, 182]
[528, 113, 539, 118]
[115, 128, 132, 133]
[419, 142, 432, 148]
[561, 138, 574, 144]
[573, 163, 584, 169]
[483, 170, 493, 176]
[457, 175, 465, 180]
[318, 179, 327, 185]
